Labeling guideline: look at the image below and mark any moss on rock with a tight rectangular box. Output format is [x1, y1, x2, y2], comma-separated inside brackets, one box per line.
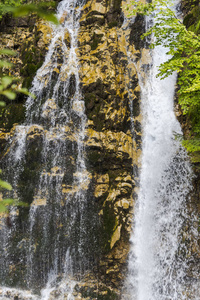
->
[0, 102, 25, 131]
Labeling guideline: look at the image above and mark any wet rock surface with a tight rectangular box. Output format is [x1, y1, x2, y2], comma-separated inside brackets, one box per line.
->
[1, 0, 199, 299]
[0, 3, 142, 296]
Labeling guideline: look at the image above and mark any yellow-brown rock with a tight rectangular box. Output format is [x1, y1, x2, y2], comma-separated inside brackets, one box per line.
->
[0, 0, 144, 298]
[110, 224, 122, 249]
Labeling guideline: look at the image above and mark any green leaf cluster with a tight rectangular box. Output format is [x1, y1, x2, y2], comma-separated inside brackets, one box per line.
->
[0, 0, 22, 20]
[0, 1, 58, 23]
[0, 49, 35, 102]
[0, 169, 28, 213]
[127, 0, 200, 153]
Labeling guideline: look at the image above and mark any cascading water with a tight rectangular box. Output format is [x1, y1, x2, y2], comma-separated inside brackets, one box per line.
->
[126, 2, 199, 300]
[0, 0, 99, 298]
[1, 0, 199, 298]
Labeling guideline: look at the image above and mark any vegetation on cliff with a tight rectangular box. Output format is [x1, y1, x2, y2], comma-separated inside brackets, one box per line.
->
[0, 0, 58, 22]
[127, 0, 200, 154]
[0, 0, 22, 20]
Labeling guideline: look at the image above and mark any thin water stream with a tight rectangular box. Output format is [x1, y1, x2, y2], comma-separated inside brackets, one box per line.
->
[0, 0, 97, 298]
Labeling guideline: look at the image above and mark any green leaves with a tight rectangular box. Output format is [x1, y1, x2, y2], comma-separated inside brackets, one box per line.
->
[0, 101, 5, 107]
[1, 76, 13, 88]
[0, 171, 13, 213]
[0, 179, 12, 191]
[0, 49, 36, 101]
[0, 0, 21, 20]
[1, 90, 16, 100]
[0, 1, 58, 24]
[0, 73, 34, 100]
[0, 60, 13, 68]
[0, 49, 16, 56]
[0, 199, 29, 213]
[127, 0, 200, 153]
[126, 0, 175, 17]
[0, 170, 28, 212]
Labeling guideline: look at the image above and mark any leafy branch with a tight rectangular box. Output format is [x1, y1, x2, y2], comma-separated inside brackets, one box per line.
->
[2, 2, 59, 24]
[0, 170, 28, 213]
[126, 0, 200, 153]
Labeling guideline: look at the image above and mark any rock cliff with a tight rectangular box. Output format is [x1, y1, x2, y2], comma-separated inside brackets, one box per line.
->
[0, 0, 199, 299]
[0, 0, 143, 298]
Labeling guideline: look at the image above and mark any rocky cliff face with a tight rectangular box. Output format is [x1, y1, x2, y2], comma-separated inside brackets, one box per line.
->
[0, 0, 143, 298]
[78, 0, 142, 291]
[0, 0, 199, 299]
[177, 1, 200, 288]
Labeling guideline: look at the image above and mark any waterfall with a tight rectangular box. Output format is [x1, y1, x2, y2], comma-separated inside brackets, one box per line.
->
[0, 0, 99, 298]
[126, 2, 199, 300]
[1, 0, 200, 298]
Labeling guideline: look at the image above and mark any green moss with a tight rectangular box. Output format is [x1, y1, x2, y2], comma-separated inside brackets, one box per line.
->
[21, 61, 42, 88]
[77, 284, 118, 300]
[85, 92, 96, 110]
[102, 202, 117, 252]
[87, 150, 102, 165]
[108, 170, 122, 184]
[106, 0, 121, 11]
[190, 151, 200, 164]
[183, 2, 200, 33]
[91, 32, 103, 50]
[20, 28, 46, 89]
[17, 141, 43, 207]
[113, 0, 122, 11]
[108, 21, 118, 28]
[92, 104, 105, 131]
[21, 48, 43, 88]
[85, 93, 96, 101]
[0, 103, 25, 130]
[23, 77, 33, 89]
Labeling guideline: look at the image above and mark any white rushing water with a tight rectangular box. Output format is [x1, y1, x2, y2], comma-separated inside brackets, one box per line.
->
[0, 0, 93, 298]
[126, 2, 198, 300]
[25, 0, 85, 125]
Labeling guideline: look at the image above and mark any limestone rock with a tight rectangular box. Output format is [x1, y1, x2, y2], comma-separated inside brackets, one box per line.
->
[0, 0, 144, 298]
[110, 224, 122, 249]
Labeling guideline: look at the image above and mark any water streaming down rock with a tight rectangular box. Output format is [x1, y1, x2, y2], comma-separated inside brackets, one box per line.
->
[126, 2, 199, 300]
[0, 0, 100, 297]
[1, 0, 200, 298]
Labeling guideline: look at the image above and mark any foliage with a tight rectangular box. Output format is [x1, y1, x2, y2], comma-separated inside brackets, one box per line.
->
[184, 3, 200, 34]
[0, 49, 34, 105]
[126, 0, 200, 153]
[0, 0, 22, 20]
[0, 1, 58, 23]
[4, 2, 59, 24]
[0, 170, 28, 213]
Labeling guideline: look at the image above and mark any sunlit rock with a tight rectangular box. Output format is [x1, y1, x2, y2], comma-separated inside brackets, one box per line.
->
[110, 224, 122, 249]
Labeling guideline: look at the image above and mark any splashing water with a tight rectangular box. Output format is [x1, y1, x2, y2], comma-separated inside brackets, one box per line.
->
[126, 2, 199, 300]
[0, 0, 99, 298]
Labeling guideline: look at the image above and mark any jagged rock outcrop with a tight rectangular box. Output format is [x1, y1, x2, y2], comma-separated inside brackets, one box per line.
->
[1, 0, 199, 299]
[0, 0, 143, 298]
